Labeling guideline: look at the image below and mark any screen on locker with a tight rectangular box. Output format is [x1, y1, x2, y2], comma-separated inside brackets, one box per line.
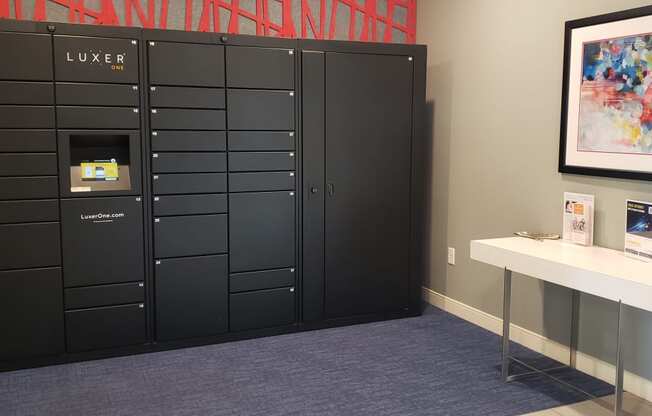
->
[69, 134, 131, 193]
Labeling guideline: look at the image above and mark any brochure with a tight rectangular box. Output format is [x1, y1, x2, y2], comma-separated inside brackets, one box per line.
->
[563, 192, 594, 246]
[625, 200, 652, 262]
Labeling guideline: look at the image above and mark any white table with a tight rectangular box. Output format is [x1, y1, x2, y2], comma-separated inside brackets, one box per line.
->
[470, 237, 652, 416]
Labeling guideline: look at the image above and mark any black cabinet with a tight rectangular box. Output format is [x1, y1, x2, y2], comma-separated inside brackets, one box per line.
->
[0, 200, 59, 224]
[151, 108, 226, 130]
[229, 192, 295, 273]
[61, 197, 144, 287]
[53, 36, 139, 84]
[0, 81, 54, 105]
[56, 83, 140, 106]
[228, 131, 295, 151]
[65, 303, 146, 352]
[0, 223, 61, 270]
[0, 130, 56, 153]
[0, 32, 53, 81]
[153, 173, 227, 195]
[65, 282, 144, 309]
[0, 268, 64, 360]
[155, 255, 228, 341]
[152, 152, 226, 174]
[230, 287, 295, 332]
[228, 90, 294, 131]
[0, 106, 55, 129]
[154, 214, 228, 258]
[304, 52, 415, 319]
[148, 42, 225, 87]
[151, 131, 226, 152]
[154, 194, 227, 217]
[226, 46, 294, 89]
[0, 21, 424, 367]
[150, 86, 225, 109]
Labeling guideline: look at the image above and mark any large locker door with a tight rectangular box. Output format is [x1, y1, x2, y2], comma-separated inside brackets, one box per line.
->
[324, 53, 413, 318]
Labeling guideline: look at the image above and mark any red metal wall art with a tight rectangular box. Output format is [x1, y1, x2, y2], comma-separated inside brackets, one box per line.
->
[0, 0, 416, 43]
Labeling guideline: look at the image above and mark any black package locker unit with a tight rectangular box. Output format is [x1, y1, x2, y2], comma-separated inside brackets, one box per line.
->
[0, 20, 425, 371]
[145, 31, 298, 339]
[0, 29, 63, 361]
[147, 33, 229, 341]
[52, 26, 148, 353]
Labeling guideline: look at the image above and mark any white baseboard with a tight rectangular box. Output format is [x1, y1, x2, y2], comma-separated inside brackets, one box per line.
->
[422, 286, 652, 403]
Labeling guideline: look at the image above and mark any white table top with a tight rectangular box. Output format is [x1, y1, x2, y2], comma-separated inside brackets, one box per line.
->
[470, 237, 652, 313]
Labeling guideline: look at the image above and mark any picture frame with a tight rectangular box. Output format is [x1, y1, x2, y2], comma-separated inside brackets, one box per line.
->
[559, 5, 652, 181]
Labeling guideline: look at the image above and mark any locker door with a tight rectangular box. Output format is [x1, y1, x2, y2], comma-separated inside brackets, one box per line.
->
[229, 192, 295, 273]
[324, 53, 413, 318]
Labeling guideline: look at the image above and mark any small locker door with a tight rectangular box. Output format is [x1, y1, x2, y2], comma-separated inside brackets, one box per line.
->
[229, 192, 295, 273]
[61, 196, 145, 287]
[323, 53, 413, 318]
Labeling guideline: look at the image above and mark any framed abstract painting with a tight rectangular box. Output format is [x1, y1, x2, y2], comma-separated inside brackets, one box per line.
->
[560, 6, 652, 181]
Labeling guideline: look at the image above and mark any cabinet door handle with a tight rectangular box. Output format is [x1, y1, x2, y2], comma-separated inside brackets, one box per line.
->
[327, 183, 335, 197]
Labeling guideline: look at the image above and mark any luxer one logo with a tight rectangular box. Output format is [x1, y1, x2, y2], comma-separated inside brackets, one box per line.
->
[80, 212, 126, 224]
[65, 50, 127, 72]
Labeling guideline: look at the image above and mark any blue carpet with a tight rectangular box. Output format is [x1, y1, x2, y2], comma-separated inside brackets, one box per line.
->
[0, 305, 612, 416]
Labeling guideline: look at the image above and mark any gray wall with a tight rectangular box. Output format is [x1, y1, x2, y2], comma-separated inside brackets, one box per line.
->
[5, 0, 408, 43]
[417, 0, 652, 380]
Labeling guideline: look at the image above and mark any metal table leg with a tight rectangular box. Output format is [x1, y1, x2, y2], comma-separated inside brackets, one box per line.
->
[501, 268, 512, 382]
[570, 289, 580, 369]
[614, 300, 625, 416]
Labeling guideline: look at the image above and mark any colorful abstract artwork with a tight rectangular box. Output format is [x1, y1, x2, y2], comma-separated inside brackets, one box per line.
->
[579, 35, 652, 154]
[560, 7, 652, 181]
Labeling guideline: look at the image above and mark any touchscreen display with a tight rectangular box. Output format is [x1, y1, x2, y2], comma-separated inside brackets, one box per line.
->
[81, 159, 119, 181]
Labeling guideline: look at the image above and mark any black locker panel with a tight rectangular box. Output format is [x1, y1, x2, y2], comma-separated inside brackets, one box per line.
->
[56, 83, 139, 106]
[0, 223, 61, 270]
[229, 172, 294, 192]
[230, 268, 295, 293]
[155, 255, 228, 341]
[65, 282, 144, 310]
[148, 42, 225, 87]
[150, 86, 225, 109]
[0, 154, 57, 176]
[65, 303, 146, 352]
[154, 194, 227, 217]
[226, 47, 294, 89]
[0, 106, 55, 129]
[229, 192, 295, 272]
[324, 53, 413, 318]
[53, 36, 139, 84]
[228, 152, 295, 172]
[229, 131, 296, 152]
[0, 130, 57, 153]
[0, 82, 54, 105]
[301, 50, 325, 322]
[0, 176, 59, 200]
[152, 131, 226, 152]
[152, 153, 226, 173]
[153, 173, 227, 195]
[227, 90, 294, 131]
[61, 197, 144, 287]
[57, 106, 140, 129]
[0, 200, 59, 224]
[154, 214, 227, 258]
[230, 287, 295, 331]
[150, 109, 226, 130]
[229, 131, 295, 151]
[0, 32, 53, 81]
[0, 268, 64, 360]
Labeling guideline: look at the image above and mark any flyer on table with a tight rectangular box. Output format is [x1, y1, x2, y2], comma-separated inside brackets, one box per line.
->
[625, 200, 652, 262]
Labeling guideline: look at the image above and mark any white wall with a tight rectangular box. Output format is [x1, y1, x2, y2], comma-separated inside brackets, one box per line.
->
[418, 0, 652, 381]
